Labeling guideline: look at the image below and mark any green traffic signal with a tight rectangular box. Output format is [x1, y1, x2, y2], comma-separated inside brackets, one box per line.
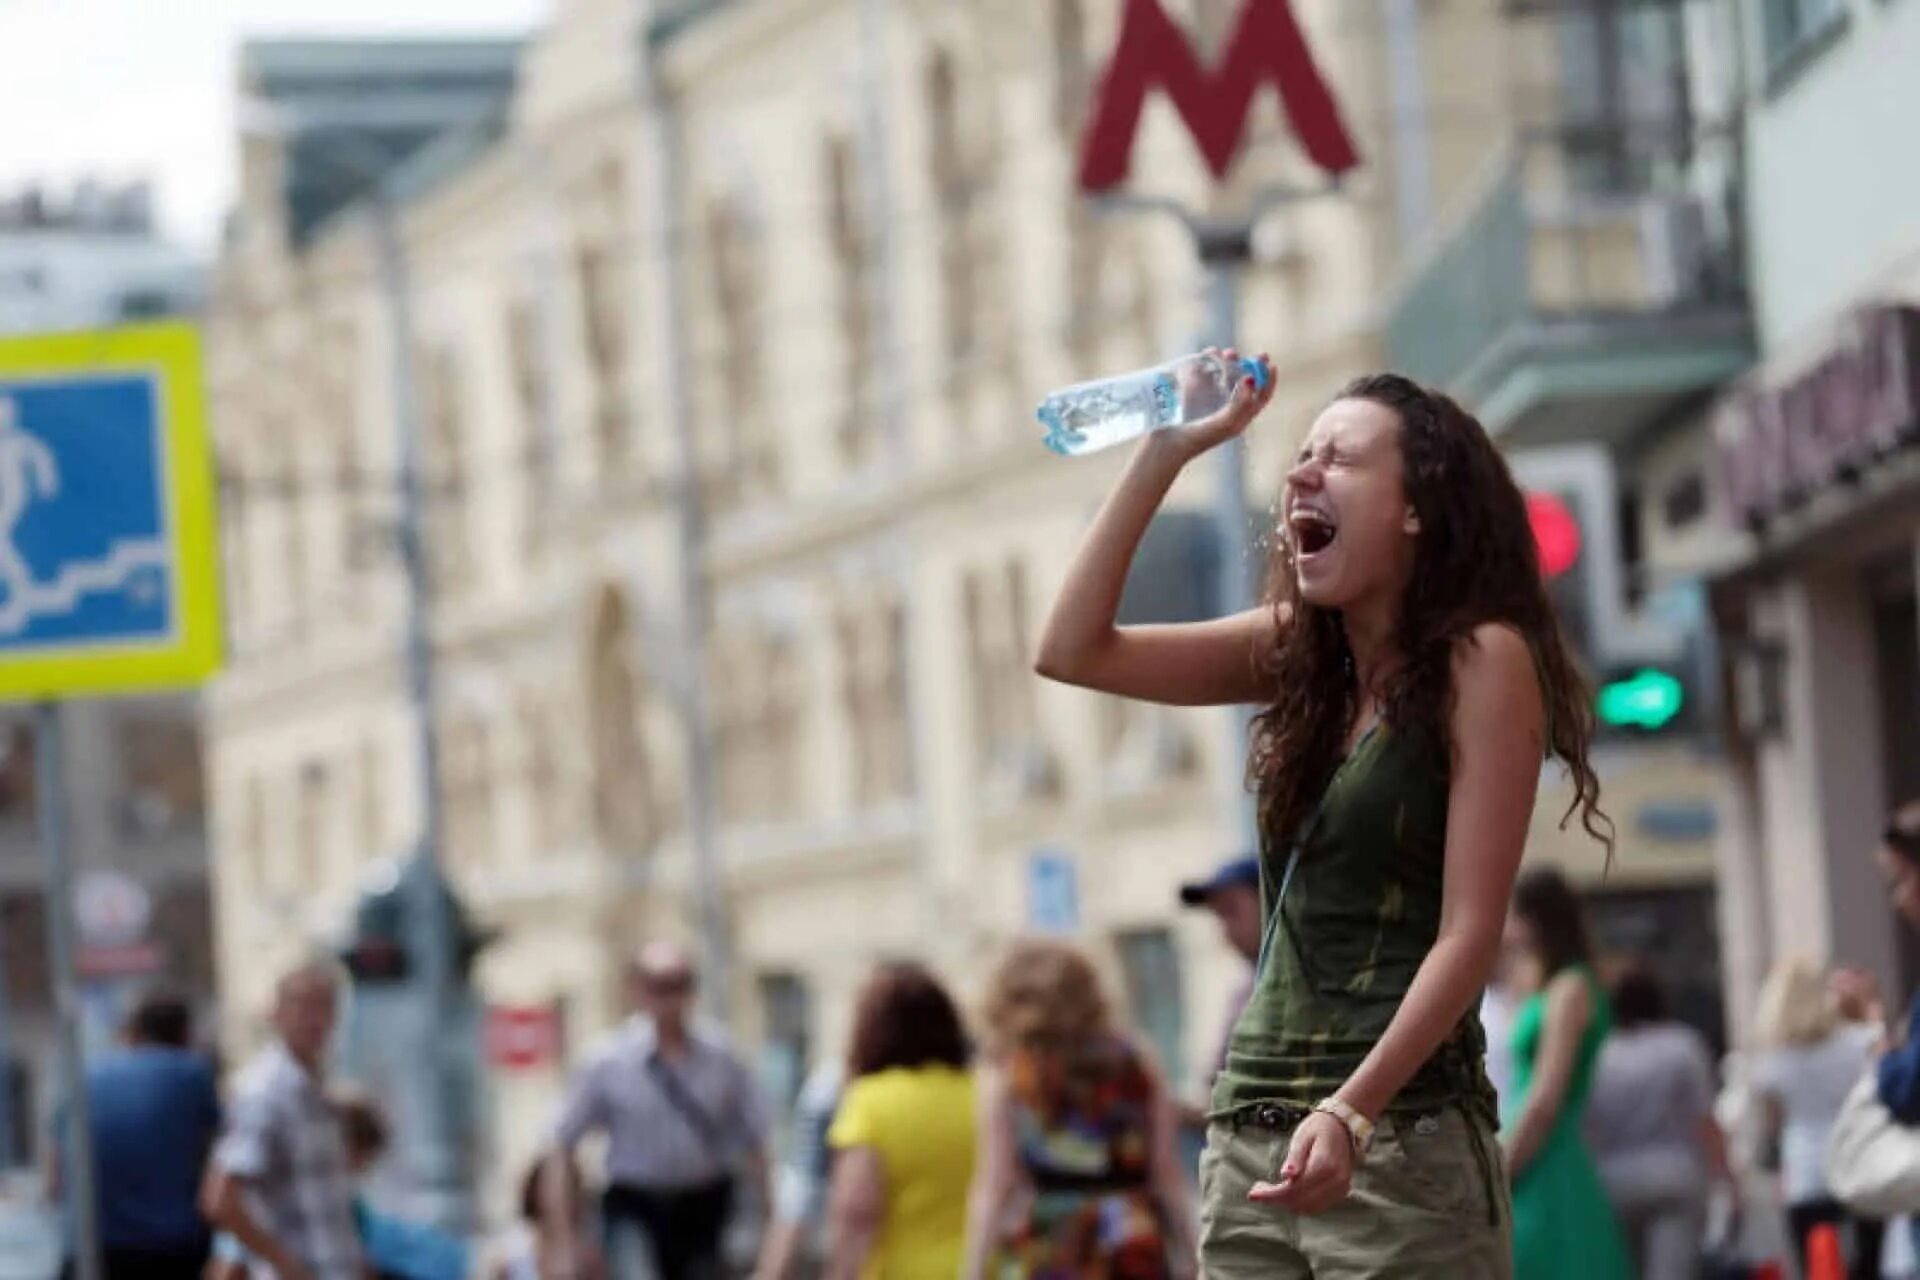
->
[1596, 669, 1685, 731]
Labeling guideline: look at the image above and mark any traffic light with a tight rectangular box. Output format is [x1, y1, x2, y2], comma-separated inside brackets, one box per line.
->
[342, 876, 412, 985]
[1596, 668, 1687, 733]
[340, 860, 497, 987]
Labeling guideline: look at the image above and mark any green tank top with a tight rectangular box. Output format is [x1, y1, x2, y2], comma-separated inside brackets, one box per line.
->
[1212, 721, 1497, 1124]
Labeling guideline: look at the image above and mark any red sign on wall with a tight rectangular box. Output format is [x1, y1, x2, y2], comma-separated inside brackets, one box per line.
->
[485, 1004, 564, 1071]
[1078, 0, 1360, 194]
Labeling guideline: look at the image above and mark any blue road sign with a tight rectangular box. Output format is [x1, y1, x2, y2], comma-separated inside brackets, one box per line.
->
[0, 324, 220, 698]
[1027, 847, 1081, 935]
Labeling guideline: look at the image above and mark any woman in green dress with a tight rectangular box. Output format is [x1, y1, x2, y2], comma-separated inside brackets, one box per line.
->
[1502, 867, 1632, 1280]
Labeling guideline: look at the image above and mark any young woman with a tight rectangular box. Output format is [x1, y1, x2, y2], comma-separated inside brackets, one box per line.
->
[1585, 964, 1732, 1280]
[1829, 801, 1920, 1271]
[823, 962, 976, 1280]
[1750, 955, 1882, 1280]
[962, 939, 1196, 1279]
[1036, 356, 1608, 1277]
[1500, 867, 1630, 1280]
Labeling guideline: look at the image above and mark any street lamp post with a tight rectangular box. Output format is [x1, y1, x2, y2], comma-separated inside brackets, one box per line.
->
[239, 101, 471, 1229]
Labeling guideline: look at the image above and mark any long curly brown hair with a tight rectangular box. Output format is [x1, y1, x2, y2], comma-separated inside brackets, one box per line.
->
[1247, 373, 1611, 857]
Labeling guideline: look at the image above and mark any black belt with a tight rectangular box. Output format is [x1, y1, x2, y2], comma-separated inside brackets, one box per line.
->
[1030, 1168, 1152, 1195]
[1225, 1101, 1309, 1132]
[603, 1178, 730, 1213]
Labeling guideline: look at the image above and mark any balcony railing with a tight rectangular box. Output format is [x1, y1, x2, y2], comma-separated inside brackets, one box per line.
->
[1385, 124, 1750, 438]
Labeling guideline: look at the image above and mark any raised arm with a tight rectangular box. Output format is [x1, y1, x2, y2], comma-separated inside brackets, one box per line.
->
[1033, 351, 1283, 708]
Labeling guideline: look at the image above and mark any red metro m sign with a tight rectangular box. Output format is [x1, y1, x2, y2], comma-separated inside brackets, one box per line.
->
[1078, 0, 1361, 194]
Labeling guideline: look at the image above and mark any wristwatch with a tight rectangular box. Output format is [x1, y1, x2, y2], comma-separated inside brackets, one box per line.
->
[1312, 1096, 1376, 1159]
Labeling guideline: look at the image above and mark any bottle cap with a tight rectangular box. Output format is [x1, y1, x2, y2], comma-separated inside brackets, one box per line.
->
[1239, 357, 1272, 394]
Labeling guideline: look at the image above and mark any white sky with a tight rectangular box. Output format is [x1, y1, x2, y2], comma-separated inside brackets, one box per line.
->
[0, 0, 553, 251]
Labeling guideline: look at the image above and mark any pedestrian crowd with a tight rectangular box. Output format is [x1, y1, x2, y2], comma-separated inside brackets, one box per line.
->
[43, 957, 467, 1280]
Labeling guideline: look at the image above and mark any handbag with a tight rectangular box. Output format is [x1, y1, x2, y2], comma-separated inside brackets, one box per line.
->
[1826, 1069, 1920, 1217]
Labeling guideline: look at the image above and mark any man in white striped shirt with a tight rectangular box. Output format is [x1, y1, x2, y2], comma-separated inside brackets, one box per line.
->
[542, 941, 770, 1280]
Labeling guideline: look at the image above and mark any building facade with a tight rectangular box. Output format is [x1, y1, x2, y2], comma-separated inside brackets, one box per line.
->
[1690, 0, 1920, 1046]
[205, 0, 1724, 1214]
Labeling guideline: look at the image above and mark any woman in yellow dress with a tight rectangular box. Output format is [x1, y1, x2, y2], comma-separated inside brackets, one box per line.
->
[823, 962, 976, 1279]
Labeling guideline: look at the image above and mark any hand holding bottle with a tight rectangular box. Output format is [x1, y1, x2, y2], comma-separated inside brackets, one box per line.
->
[1150, 347, 1277, 463]
[1038, 347, 1276, 458]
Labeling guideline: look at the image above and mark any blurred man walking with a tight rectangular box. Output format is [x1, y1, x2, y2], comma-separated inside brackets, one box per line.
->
[543, 940, 770, 1280]
[201, 959, 363, 1280]
[50, 988, 221, 1280]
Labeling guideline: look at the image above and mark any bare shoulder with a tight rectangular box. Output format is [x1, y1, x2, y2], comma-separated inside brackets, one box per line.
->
[1544, 968, 1594, 1022]
[1453, 621, 1533, 678]
[1451, 623, 1542, 716]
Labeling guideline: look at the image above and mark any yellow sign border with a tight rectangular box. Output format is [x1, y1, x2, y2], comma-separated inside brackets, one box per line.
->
[0, 322, 223, 699]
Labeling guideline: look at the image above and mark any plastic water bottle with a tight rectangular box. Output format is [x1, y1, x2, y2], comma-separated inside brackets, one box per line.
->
[1038, 351, 1271, 456]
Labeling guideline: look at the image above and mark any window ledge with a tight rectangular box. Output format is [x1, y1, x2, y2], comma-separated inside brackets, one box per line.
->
[1763, 8, 1851, 100]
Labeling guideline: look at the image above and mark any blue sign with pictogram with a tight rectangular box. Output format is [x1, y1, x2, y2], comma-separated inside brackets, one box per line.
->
[0, 324, 220, 698]
[1027, 847, 1081, 935]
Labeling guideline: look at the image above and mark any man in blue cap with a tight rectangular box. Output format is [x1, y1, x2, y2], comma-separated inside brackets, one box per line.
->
[1178, 854, 1263, 1111]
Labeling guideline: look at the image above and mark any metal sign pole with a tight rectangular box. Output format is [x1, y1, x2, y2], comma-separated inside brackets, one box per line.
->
[0, 893, 13, 1172]
[1197, 241, 1260, 856]
[37, 701, 101, 1280]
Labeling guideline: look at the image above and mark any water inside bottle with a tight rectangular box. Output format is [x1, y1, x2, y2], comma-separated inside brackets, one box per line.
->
[1037, 371, 1180, 456]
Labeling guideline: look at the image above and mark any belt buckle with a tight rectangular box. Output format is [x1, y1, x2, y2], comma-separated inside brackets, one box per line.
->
[1252, 1104, 1288, 1130]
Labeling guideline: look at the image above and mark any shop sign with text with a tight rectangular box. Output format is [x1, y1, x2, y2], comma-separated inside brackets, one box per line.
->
[1715, 305, 1920, 525]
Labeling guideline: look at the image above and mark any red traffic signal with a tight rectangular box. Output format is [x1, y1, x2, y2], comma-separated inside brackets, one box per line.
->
[1526, 491, 1582, 580]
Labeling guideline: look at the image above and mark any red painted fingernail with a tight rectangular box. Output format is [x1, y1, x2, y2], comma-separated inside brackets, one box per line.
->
[1243, 377, 1255, 390]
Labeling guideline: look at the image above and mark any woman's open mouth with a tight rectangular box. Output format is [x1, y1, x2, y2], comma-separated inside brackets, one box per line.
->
[1288, 510, 1338, 559]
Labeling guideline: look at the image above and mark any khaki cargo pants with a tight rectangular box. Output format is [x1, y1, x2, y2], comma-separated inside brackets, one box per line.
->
[1199, 1105, 1513, 1278]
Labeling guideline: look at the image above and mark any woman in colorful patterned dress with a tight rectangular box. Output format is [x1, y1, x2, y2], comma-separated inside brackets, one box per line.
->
[962, 939, 1196, 1280]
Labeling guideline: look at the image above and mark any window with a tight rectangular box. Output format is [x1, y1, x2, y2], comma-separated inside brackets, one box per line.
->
[1761, 0, 1848, 80]
[357, 739, 385, 861]
[929, 49, 978, 368]
[218, 446, 251, 648]
[588, 590, 661, 853]
[507, 296, 554, 537]
[826, 135, 878, 463]
[704, 195, 778, 505]
[331, 339, 371, 577]
[757, 971, 813, 1112]
[520, 692, 573, 851]
[419, 342, 472, 592]
[1064, 207, 1157, 369]
[964, 560, 1053, 796]
[270, 430, 307, 636]
[243, 775, 268, 891]
[442, 714, 495, 870]
[577, 240, 632, 471]
[1051, 0, 1090, 135]
[712, 631, 803, 825]
[1115, 928, 1186, 1090]
[297, 760, 331, 892]
[1661, 469, 1707, 530]
[838, 598, 912, 806]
